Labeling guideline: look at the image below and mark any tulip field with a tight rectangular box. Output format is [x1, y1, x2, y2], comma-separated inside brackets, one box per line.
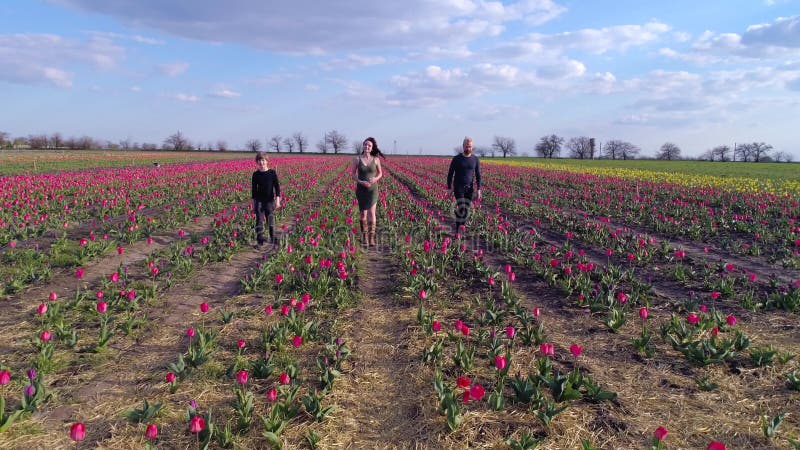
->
[0, 154, 799, 449]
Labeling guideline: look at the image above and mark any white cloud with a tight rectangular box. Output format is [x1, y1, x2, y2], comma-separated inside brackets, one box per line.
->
[130, 85, 141, 92]
[209, 88, 241, 98]
[49, 0, 565, 54]
[0, 33, 124, 87]
[305, 83, 320, 91]
[519, 21, 671, 55]
[172, 93, 198, 102]
[743, 15, 800, 47]
[132, 35, 164, 45]
[158, 61, 189, 77]
[320, 54, 388, 71]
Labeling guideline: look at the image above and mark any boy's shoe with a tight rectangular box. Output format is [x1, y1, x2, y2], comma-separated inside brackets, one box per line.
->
[256, 235, 266, 246]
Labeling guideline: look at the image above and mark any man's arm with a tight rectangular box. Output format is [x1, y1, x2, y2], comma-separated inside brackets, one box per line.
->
[446, 157, 456, 190]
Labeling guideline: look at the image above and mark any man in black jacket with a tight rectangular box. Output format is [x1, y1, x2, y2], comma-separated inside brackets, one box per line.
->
[446, 136, 481, 235]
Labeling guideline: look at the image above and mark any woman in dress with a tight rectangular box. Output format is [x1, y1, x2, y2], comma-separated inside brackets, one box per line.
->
[353, 137, 384, 246]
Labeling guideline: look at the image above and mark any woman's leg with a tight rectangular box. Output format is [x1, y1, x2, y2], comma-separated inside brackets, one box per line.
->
[359, 209, 368, 245]
[368, 204, 378, 246]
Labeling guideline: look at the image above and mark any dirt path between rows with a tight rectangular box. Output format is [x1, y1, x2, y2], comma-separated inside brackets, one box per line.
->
[325, 245, 436, 449]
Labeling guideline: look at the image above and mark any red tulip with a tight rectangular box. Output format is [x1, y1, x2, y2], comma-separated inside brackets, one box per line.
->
[494, 355, 507, 370]
[686, 313, 700, 325]
[469, 384, 485, 400]
[432, 321, 441, 332]
[264, 305, 273, 315]
[279, 372, 290, 385]
[274, 274, 284, 284]
[186, 328, 195, 338]
[710, 291, 721, 300]
[75, 268, 85, 279]
[569, 344, 583, 358]
[654, 426, 668, 441]
[292, 335, 303, 347]
[237, 339, 246, 349]
[165, 372, 176, 383]
[532, 307, 540, 317]
[0, 370, 10, 385]
[199, 302, 209, 313]
[69, 422, 86, 442]
[706, 442, 726, 450]
[236, 370, 248, 385]
[616, 292, 628, 304]
[456, 376, 471, 388]
[726, 314, 737, 326]
[189, 415, 205, 433]
[145, 423, 158, 440]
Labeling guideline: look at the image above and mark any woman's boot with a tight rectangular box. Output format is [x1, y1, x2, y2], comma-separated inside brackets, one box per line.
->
[369, 222, 377, 247]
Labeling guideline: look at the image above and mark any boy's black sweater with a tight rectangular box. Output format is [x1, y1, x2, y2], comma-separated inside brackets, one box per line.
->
[251, 169, 280, 201]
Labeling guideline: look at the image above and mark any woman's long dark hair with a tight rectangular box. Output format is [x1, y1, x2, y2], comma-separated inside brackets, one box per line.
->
[364, 137, 386, 159]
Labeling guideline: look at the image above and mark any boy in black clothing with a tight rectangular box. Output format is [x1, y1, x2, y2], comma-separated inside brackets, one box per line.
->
[446, 136, 481, 234]
[252, 152, 281, 245]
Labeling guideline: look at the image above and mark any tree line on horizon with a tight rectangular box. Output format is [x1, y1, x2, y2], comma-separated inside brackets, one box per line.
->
[0, 130, 793, 162]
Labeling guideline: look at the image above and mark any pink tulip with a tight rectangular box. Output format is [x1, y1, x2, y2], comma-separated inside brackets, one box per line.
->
[616, 292, 628, 304]
[654, 426, 668, 441]
[638, 307, 649, 320]
[707, 442, 727, 450]
[725, 314, 737, 326]
[279, 372, 290, 385]
[165, 372, 176, 383]
[432, 321, 441, 332]
[237, 339, 246, 349]
[266, 388, 278, 402]
[186, 328, 195, 338]
[569, 344, 583, 358]
[494, 355, 507, 370]
[710, 291, 721, 300]
[75, 268, 85, 279]
[117, 246, 124, 255]
[40, 330, 52, 342]
[0, 370, 10, 385]
[145, 423, 158, 440]
[236, 370, 248, 385]
[37, 303, 48, 315]
[505, 326, 515, 339]
[96, 301, 107, 314]
[69, 422, 86, 442]
[49, 291, 58, 301]
[189, 415, 205, 433]
[274, 274, 284, 284]
[686, 313, 700, 325]
[199, 302, 209, 313]
[418, 289, 427, 300]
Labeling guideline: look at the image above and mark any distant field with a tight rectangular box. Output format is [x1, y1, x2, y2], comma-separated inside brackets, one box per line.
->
[490, 157, 800, 180]
[0, 150, 250, 175]
[487, 157, 800, 194]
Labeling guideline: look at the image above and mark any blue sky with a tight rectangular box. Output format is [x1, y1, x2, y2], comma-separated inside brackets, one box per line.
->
[1, 0, 799, 158]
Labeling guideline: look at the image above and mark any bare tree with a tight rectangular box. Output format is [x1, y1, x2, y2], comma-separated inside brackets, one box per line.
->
[245, 139, 262, 152]
[566, 136, 592, 159]
[656, 142, 681, 160]
[28, 134, 49, 149]
[269, 135, 282, 153]
[164, 131, 191, 151]
[142, 142, 158, 151]
[492, 136, 517, 158]
[326, 130, 348, 154]
[283, 137, 295, 153]
[743, 142, 772, 162]
[352, 140, 363, 154]
[474, 146, 489, 157]
[293, 132, 307, 153]
[602, 140, 639, 160]
[51, 132, 63, 150]
[0, 131, 9, 148]
[317, 133, 330, 154]
[734, 143, 750, 162]
[119, 138, 132, 150]
[534, 134, 563, 158]
[711, 145, 731, 162]
[216, 140, 228, 152]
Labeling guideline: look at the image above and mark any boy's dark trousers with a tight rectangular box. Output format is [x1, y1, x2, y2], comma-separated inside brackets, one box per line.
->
[253, 199, 276, 243]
